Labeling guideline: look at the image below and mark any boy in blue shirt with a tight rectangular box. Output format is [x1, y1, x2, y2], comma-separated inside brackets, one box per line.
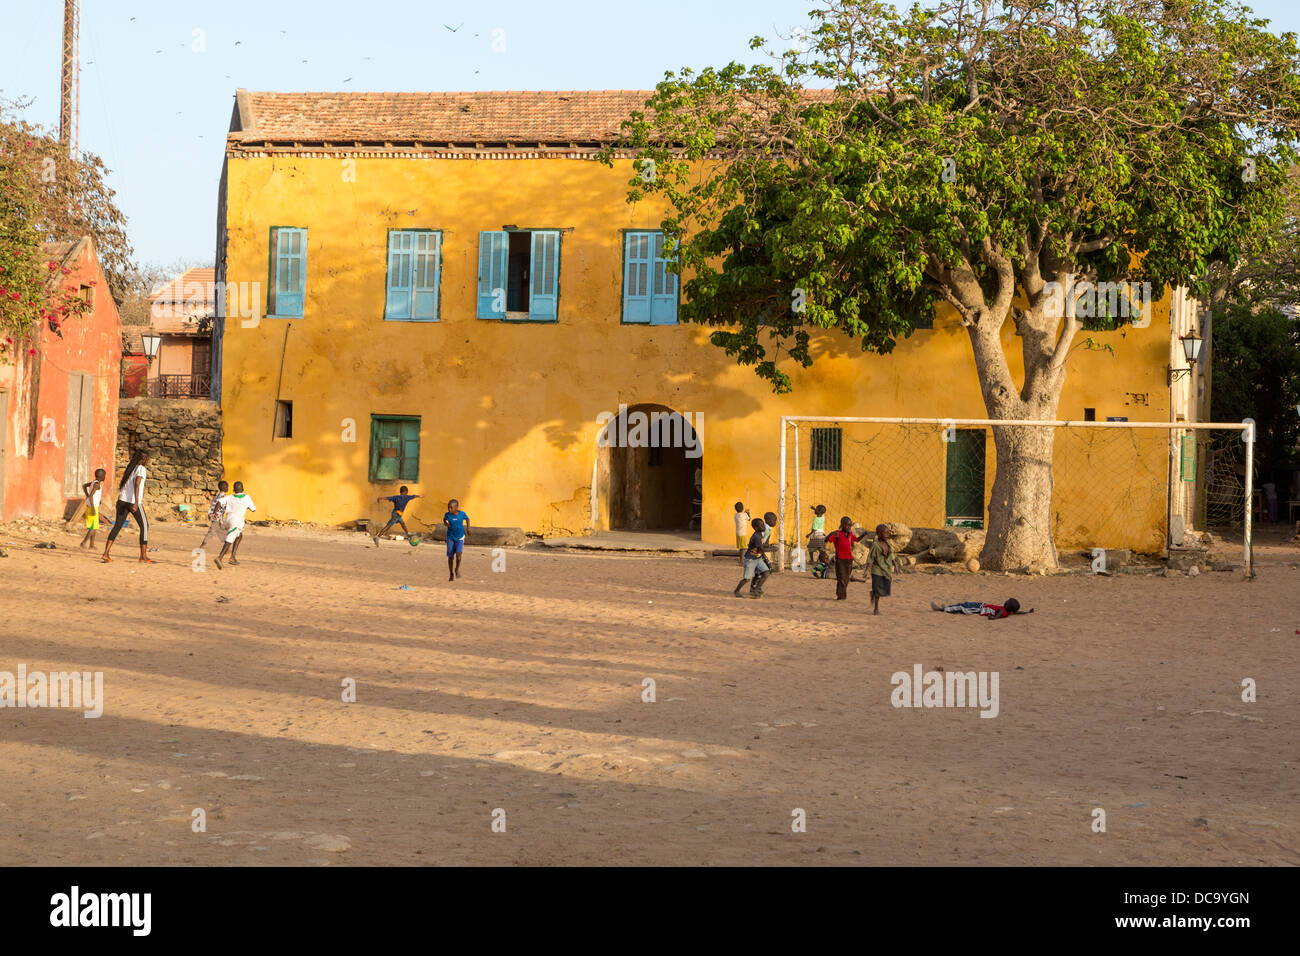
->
[444, 498, 471, 581]
[373, 485, 422, 547]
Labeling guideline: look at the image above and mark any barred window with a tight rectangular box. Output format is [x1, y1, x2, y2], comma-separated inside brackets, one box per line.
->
[810, 427, 842, 471]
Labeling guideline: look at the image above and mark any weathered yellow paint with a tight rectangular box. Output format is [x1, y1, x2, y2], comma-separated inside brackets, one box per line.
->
[220, 154, 1174, 548]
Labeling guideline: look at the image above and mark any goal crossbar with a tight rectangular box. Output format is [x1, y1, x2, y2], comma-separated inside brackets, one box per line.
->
[777, 416, 1255, 575]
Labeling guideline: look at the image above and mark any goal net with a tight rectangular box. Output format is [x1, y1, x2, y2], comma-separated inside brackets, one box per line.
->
[777, 416, 1255, 572]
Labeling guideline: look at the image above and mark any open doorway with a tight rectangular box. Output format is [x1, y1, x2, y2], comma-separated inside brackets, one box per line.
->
[595, 404, 701, 535]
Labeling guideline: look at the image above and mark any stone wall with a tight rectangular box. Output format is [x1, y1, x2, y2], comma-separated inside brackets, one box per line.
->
[114, 398, 223, 516]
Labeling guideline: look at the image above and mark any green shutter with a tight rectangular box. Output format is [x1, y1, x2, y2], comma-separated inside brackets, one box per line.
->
[1181, 434, 1196, 482]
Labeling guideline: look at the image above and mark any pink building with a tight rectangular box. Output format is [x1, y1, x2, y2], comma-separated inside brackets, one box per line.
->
[120, 267, 214, 399]
[0, 237, 123, 520]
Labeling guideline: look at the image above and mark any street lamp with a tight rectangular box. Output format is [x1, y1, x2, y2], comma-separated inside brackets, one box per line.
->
[141, 332, 162, 398]
[1168, 333, 1203, 384]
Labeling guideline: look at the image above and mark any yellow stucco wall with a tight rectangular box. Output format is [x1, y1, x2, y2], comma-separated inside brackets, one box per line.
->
[220, 154, 1174, 550]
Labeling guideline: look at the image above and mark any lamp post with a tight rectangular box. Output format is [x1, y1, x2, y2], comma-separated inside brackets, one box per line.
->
[1167, 333, 1202, 384]
[141, 332, 161, 397]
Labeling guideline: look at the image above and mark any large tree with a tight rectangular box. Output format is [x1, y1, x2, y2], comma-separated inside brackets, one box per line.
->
[615, 0, 1300, 569]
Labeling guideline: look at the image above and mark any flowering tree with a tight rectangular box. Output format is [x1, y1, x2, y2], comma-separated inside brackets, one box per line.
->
[0, 97, 131, 361]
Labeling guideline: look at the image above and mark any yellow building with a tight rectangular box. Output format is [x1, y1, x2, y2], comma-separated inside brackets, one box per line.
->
[215, 90, 1202, 552]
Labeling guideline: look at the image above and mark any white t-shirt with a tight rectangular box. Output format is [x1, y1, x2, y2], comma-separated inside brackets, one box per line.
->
[86, 482, 102, 512]
[223, 494, 257, 528]
[118, 465, 147, 505]
[735, 510, 751, 535]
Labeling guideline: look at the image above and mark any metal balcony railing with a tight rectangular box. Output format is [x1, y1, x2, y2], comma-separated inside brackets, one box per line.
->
[120, 373, 212, 399]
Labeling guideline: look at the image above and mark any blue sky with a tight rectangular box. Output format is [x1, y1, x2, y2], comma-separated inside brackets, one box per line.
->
[3, 1, 1299, 269]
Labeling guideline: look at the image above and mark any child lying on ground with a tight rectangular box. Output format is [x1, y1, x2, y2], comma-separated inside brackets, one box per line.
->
[930, 598, 1030, 619]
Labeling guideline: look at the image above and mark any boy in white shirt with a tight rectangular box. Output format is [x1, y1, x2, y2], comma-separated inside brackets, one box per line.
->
[79, 468, 106, 550]
[214, 481, 256, 569]
[199, 480, 230, 553]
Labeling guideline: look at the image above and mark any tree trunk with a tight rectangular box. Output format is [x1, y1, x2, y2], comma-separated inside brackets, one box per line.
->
[981, 423, 1058, 571]
[966, 302, 1067, 572]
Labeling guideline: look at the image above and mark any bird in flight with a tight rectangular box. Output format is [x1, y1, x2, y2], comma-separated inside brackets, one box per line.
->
[444, 23, 464, 32]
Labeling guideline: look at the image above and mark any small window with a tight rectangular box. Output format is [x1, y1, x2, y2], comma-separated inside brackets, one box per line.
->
[268, 226, 307, 318]
[810, 427, 842, 472]
[369, 415, 420, 482]
[385, 230, 442, 321]
[274, 400, 293, 438]
[80, 284, 94, 306]
[622, 231, 678, 324]
[477, 230, 560, 321]
[1084, 408, 1096, 421]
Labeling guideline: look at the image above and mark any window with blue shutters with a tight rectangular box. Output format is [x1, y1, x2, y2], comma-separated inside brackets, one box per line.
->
[622, 230, 677, 324]
[385, 230, 442, 321]
[476, 229, 561, 321]
[267, 227, 307, 318]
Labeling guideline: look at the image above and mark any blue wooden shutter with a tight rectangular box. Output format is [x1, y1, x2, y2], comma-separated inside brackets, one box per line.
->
[528, 230, 560, 321]
[650, 232, 678, 324]
[622, 232, 652, 324]
[385, 231, 413, 319]
[476, 231, 509, 319]
[274, 227, 306, 317]
[412, 232, 440, 320]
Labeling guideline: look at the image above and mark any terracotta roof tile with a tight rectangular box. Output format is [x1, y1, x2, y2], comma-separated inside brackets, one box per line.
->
[231, 90, 655, 145]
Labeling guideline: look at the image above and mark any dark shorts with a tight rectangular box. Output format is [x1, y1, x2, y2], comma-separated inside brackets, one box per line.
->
[389, 511, 405, 524]
[871, 574, 891, 597]
[446, 536, 465, 556]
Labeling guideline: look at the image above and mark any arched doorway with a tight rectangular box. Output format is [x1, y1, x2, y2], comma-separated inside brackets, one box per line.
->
[593, 404, 701, 536]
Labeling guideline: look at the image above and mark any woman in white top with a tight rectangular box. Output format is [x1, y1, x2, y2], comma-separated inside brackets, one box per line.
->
[102, 450, 153, 563]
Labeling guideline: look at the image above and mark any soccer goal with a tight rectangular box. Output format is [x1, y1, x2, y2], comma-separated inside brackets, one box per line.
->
[777, 416, 1256, 574]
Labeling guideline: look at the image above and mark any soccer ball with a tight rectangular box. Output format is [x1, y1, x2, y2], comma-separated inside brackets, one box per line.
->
[409, 535, 421, 548]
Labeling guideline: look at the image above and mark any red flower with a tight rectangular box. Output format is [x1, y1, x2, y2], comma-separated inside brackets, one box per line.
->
[28, 348, 36, 355]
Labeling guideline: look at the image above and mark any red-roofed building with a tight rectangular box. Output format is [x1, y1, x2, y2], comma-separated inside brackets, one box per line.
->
[0, 236, 123, 521]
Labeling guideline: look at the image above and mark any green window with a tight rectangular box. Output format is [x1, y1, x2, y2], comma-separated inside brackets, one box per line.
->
[1181, 434, 1196, 482]
[369, 415, 420, 482]
[945, 429, 986, 528]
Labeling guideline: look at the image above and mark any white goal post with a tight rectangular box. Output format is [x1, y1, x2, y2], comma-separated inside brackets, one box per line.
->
[777, 416, 1255, 575]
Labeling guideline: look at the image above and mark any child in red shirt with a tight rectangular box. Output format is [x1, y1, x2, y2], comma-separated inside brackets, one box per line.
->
[825, 516, 868, 601]
[931, 598, 1028, 619]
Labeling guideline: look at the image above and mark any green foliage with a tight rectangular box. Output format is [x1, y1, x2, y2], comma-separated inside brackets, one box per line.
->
[608, 0, 1300, 399]
[1211, 304, 1300, 467]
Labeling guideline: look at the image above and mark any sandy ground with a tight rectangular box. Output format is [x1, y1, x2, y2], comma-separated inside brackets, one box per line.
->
[1, 517, 1297, 866]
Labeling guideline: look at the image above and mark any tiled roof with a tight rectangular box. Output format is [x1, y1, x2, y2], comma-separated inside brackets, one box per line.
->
[149, 267, 216, 333]
[151, 267, 216, 305]
[230, 90, 655, 146]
